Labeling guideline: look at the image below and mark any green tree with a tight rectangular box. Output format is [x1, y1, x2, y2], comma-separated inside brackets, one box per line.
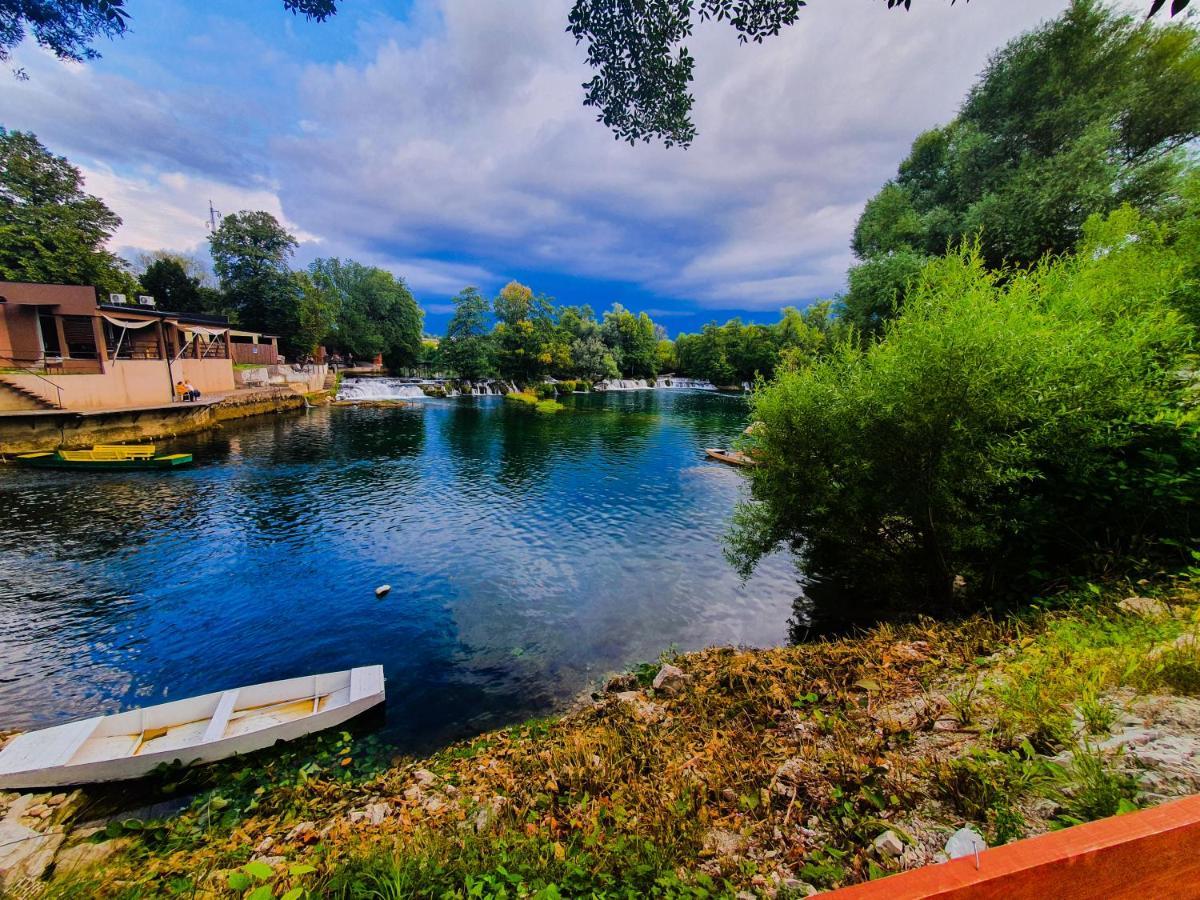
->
[442, 287, 494, 381]
[839, 250, 931, 337]
[291, 270, 338, 358]
[570, 334, 619, 381]
[310, 258, 423, 369]
[208, 210, 301, 343]
[731, 212, 1200, 607]
[853, 1, 1200, 270]
[140, 257, 203, 313]
[601, 304, 659, 377]
[0, 127, 136, 294]
[492, 280, 560, 382]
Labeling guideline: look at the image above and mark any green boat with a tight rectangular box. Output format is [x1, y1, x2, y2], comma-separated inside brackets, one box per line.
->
[15, 444, 193, 471]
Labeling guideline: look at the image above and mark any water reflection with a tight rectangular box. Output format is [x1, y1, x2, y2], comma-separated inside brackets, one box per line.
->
[0, 392, 799, 752]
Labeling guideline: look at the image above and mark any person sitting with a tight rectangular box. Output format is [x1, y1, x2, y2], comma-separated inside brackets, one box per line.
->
[175, 381, 191, 402]
[185, 381, 201, 401]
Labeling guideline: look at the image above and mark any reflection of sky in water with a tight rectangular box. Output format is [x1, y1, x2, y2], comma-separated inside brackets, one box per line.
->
[0, 392, 799, 752]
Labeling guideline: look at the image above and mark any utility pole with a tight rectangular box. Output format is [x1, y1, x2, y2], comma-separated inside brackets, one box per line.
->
[207, 200, 221, 233]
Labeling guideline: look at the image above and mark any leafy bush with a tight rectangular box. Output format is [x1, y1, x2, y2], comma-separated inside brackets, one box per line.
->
[533, 382, 558, 400]
[731, 207, 1199, 607]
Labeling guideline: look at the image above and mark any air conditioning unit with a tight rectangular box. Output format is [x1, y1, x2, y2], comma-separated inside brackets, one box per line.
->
[109, 293, 127, 304]
[137, 295, 156, 307]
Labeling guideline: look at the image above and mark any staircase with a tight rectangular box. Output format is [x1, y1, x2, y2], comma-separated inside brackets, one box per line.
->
[0, 377, 59, 410]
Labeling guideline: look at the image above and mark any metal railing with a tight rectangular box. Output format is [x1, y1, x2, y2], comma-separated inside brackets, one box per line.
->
[0, 351, 64, 409]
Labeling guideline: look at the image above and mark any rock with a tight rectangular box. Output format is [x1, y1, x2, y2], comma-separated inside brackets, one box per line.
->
[1096, 727, 1160, 752]
[736, 892, 757, 900]
[251, 855, 285, 867]
[348, 802, 392, 826]
[780, 877, 818, 896]
[3, 795, 36, 824]
[0, 822, 64, 888]
[25, 805, 48, 819]
[471, 796, 507, 833]
[413, 768, 438, 787]
[944, 827, 986, 860]
[772, 757, 807, 796]
[872, 829, 904, 859]
[285, 821, 317, 843]
[613, 691, 666, 724]
[47, 794, 66, 807]
[702, 828, 747, 858]
[1118, 596, 1171, 620]
[254, 836, 275, 855]
[603, 673, 638, 694]
[1148, 632, 1200, 660]
[52, 837, 131, 874]
[651, 664, 693, 697]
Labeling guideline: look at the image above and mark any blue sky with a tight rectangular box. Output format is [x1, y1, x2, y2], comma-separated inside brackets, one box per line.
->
[2, 0, 1093, 335]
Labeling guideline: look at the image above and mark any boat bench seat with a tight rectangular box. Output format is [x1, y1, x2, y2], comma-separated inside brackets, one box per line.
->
[202, 689, 240, 743]
[91, 444, 157, 459]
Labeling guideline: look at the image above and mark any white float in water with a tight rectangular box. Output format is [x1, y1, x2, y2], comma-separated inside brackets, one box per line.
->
[375, 584, 391, 597]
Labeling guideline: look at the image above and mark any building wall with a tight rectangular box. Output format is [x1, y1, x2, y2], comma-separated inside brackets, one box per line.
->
[0, 304, 44, 367]
[0, 360, 169, 410]
[176, 358, 236, 395]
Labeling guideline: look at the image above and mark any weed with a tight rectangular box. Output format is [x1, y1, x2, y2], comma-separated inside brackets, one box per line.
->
[1046, 744, 1140, 825]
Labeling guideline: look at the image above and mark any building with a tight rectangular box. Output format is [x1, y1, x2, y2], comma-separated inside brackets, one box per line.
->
[0, 281, 278, 412]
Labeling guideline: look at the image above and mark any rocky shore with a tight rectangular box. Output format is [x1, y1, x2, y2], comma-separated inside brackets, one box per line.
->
[20, 579, 1200, 898]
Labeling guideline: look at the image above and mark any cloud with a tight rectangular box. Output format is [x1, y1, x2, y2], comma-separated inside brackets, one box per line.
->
[3, 0, 1083, 314]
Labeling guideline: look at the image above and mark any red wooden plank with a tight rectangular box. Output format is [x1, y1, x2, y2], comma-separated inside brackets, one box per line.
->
[826, 794, 1200, 899]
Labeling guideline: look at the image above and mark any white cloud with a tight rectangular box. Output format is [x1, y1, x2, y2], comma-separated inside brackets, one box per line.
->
[3, 0, 1086, 312]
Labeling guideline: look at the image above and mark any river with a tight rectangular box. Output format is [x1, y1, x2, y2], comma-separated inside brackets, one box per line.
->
[0, 390, 799, 752]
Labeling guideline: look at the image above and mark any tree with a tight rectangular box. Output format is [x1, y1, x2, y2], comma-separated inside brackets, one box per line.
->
[839, 250, 931, 337]
[0, 127, 136, 294]
[140, 257, 202, 313]
[1, 1, 337, 71]
[568, 0, 1193, 146]
[570, 334, 620, 381]
[853, 1, 1200, 270]
[310, 258, 423, 368]
[492, 280, 561, 382]
[601, 304, 659, 377]
[291, 270, 338, 358]
[442, 287, 494, 381]
[730, 212, 1200, 608]
[208, 210, 301, 345]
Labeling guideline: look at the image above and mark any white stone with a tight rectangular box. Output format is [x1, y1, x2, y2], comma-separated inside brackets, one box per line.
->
[945, 827, 986, 860]
[0, 823, 63, 888]
[872, 829, 904, 859]
[53, 838, 130, 874]
[652, 664, 692, 696]
[1118, 596, 1171, 620]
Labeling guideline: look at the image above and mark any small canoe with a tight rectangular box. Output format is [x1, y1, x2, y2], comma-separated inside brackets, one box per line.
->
[0, 666, 385, 789]
[15, 444, 193, 470]
[704, 448, 760, 468]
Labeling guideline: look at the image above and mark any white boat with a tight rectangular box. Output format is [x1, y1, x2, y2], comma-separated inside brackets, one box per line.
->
[0, 666, 385, 789]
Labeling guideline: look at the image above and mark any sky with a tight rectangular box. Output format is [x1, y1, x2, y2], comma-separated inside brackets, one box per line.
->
[1, 0, 1117, 335]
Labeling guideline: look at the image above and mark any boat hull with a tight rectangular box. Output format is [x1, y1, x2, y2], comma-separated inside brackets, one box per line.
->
[704, 448, 759, 468]
[0, 666, 385, 789]
[15, 452, 193, 470]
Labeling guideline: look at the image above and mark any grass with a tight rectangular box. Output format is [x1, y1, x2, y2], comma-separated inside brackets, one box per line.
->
[50, 577, 1200, 899]
[505, 391, 564, 413]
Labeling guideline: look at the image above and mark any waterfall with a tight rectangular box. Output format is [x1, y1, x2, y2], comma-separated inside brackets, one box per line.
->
[337, 377, 426, 401]
[595, 377, 716, 392]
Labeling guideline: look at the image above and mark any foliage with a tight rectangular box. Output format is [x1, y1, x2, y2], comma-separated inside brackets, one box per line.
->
[838, 250, 931, 338]
[0, 127, 136, 294]
[853, 1, 1200, 272]
[731, 207, 1199, 606]
[291, 270, 339, 357]
[139, 257, 206, 314]
[442, 287, 495, 381]
[0, 0, 338, 71]
[493, 281, 564, 382]
[310, 258, 424, 369]
[210, 211, 297, 288]
[601, 304, 660, 378]
[567, 0, 1193, 147]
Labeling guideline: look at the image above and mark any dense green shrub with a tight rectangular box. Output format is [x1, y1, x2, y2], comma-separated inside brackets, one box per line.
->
[730, 205, 1199, 607]
[532, 382, 558, 400]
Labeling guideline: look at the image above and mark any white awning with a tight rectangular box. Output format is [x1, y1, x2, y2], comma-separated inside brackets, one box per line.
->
[101, 314, 157, 329]
[183, 325, 228, 338]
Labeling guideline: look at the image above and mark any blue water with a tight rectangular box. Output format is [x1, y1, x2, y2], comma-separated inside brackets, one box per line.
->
[0, 391, 799, 752]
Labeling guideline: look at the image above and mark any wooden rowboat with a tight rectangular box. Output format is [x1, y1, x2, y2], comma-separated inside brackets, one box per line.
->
[704, 448, 760, 468]
[15, 444, 193, 470]
[0, 666, 385, 789]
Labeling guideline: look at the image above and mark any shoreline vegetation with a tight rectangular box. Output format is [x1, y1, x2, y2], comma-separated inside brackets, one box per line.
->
[35, 572, 1200, 898]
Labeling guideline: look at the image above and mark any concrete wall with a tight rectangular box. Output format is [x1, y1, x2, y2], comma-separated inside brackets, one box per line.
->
[176, 358, 236, 395]
[0, 387, 306, 454]
[235, 364, 327, 394]
[0, 304, 44, 367]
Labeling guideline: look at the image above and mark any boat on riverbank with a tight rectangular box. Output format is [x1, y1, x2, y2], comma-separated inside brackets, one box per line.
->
[704, 448, 760, 468]
[0, 666, 385, 788]
[13, 444, 193, 470]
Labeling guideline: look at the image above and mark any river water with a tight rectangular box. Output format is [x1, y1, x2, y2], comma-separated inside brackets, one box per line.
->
[0, 391, 799, 752]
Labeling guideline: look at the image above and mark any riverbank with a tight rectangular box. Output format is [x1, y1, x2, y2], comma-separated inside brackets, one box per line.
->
[30, 574, 1200, 898]
[0, 387, 314, 455]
